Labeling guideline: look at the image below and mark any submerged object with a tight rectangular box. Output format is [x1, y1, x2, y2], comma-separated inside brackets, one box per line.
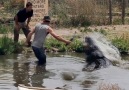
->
[61, 72, 76, 81]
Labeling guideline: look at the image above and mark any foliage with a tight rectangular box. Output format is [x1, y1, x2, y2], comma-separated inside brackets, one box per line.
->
[99, 29, 108, 35]
[45, 38, 84, 53]
[4, 0, 24, 10]
[0, 35, 23, 55]
[45, 38, 67, 52]
[0, 35, 14, 55]
[49, 0, 108, 27]
[0, 24, 13, 34]
[80, 27, 92, 33]
[0, 0, 24, 17]
[69, 39, 84, 53]
[80, 27, 108, 36]
[112, 18, 122, 25]
[111, 35, 129, 53]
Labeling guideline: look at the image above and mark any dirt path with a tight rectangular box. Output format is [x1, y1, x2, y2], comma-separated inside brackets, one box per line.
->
[0, 25, 129, 42]
[89, 25, 129, 38]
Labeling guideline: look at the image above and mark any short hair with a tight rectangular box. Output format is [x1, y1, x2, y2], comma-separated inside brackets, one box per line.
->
[26, 2, 33, 7]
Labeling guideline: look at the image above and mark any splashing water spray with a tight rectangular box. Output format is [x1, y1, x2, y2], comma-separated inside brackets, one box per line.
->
[86, 32, 121, 62]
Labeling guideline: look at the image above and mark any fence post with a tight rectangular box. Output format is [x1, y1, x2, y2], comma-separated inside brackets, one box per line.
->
[122, 0, 125, 24]
[109, 0, 112, 25]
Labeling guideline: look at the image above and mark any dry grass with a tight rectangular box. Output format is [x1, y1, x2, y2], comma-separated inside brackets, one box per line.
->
[98, 83, 123, 90]
[49, 0, 108, 27]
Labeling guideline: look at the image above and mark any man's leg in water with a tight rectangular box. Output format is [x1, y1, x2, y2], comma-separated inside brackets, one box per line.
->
[32, 46, 46, 65]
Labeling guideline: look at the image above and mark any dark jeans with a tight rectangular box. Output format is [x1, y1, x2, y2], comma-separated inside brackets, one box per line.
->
[32, 46, 46, 65]
[14, 22, 30, 42]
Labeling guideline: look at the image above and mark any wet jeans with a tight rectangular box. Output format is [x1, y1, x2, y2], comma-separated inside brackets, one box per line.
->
[32, 46, 46, 65]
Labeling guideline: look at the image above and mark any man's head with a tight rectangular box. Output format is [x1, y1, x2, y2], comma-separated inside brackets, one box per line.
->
[43, 16, 51, 24]
[26, 2, 33, 11]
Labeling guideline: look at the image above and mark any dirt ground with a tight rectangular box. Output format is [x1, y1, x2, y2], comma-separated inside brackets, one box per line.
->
[0, 25, 129, 42]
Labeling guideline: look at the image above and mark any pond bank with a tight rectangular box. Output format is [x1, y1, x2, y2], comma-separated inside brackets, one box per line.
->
[1, 25, 129, 55]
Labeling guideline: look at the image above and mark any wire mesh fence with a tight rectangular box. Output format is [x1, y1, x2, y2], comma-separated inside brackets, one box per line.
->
[0, 0, 129, 29]
[49, 0, 129, 27]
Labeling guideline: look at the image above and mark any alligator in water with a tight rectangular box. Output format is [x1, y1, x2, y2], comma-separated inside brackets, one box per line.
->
[83, 37, 112, 71]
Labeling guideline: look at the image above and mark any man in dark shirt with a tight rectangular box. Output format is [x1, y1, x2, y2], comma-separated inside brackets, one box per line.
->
[14, 2, 33, 43]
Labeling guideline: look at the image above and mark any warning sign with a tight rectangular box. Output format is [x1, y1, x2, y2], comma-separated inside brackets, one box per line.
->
[25, 0, 48, 28]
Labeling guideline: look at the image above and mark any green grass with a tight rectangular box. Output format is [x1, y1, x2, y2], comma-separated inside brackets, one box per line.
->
[0, 35, 23, 55]
[0, 24, 14, 34]
[45, 38, 67, 52]
[45, 38, 84, 53]
[111, 36, 129, 54]
[0, 35, 14, 55]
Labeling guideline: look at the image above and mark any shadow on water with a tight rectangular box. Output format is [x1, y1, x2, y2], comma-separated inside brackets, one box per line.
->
[13, 62, 30, 87]
[13, 60, 56, 88]
[0, 52, 129, 90]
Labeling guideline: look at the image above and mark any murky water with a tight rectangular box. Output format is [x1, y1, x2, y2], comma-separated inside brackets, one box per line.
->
[0, 53, 129, 90]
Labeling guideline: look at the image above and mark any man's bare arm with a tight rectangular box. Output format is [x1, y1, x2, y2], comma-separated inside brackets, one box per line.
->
[27, 17, 31, 27]
[48, 27, 71, 44]
[26, 28, 35, 43]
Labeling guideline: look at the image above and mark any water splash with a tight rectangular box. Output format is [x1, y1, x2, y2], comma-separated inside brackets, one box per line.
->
[87, 32, 121, 61]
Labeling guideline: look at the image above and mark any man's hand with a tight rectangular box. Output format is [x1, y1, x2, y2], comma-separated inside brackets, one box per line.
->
[26, 17, 31, 29]
[25, 28, 35, 47]
[48, 27, 72, 45]
[66, 41, 71, 46]
[25, 40, 29, 46]
[25, 40, 31, 47]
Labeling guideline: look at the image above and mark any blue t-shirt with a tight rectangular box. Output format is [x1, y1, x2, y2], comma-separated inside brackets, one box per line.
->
[15, 8, 33, 22]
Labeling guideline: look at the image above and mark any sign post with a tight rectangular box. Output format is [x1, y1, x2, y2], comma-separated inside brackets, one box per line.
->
[25, 0, 48, 28]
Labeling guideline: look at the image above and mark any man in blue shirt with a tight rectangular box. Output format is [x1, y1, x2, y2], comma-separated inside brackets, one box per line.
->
[14, 2, 33, 43]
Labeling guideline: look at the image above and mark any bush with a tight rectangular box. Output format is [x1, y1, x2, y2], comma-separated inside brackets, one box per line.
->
[111, 35, 129, 54]
[4, 0, 24, 10]
[80, 27, 92, 33]
[49, 0, 108, 27]
[69, 39, 84, 53]
[112, 18, 122, 25]
[45, 38, 84, 53]
[98, 29, 108, 36]
[0, 24, 14, 34]
[45, 38, 67, 52]
[0, 35, 23, 55]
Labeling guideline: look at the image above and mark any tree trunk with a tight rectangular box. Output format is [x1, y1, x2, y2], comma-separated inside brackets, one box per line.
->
[109, 0, 112, 24]
[122, 0, 125, 24]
